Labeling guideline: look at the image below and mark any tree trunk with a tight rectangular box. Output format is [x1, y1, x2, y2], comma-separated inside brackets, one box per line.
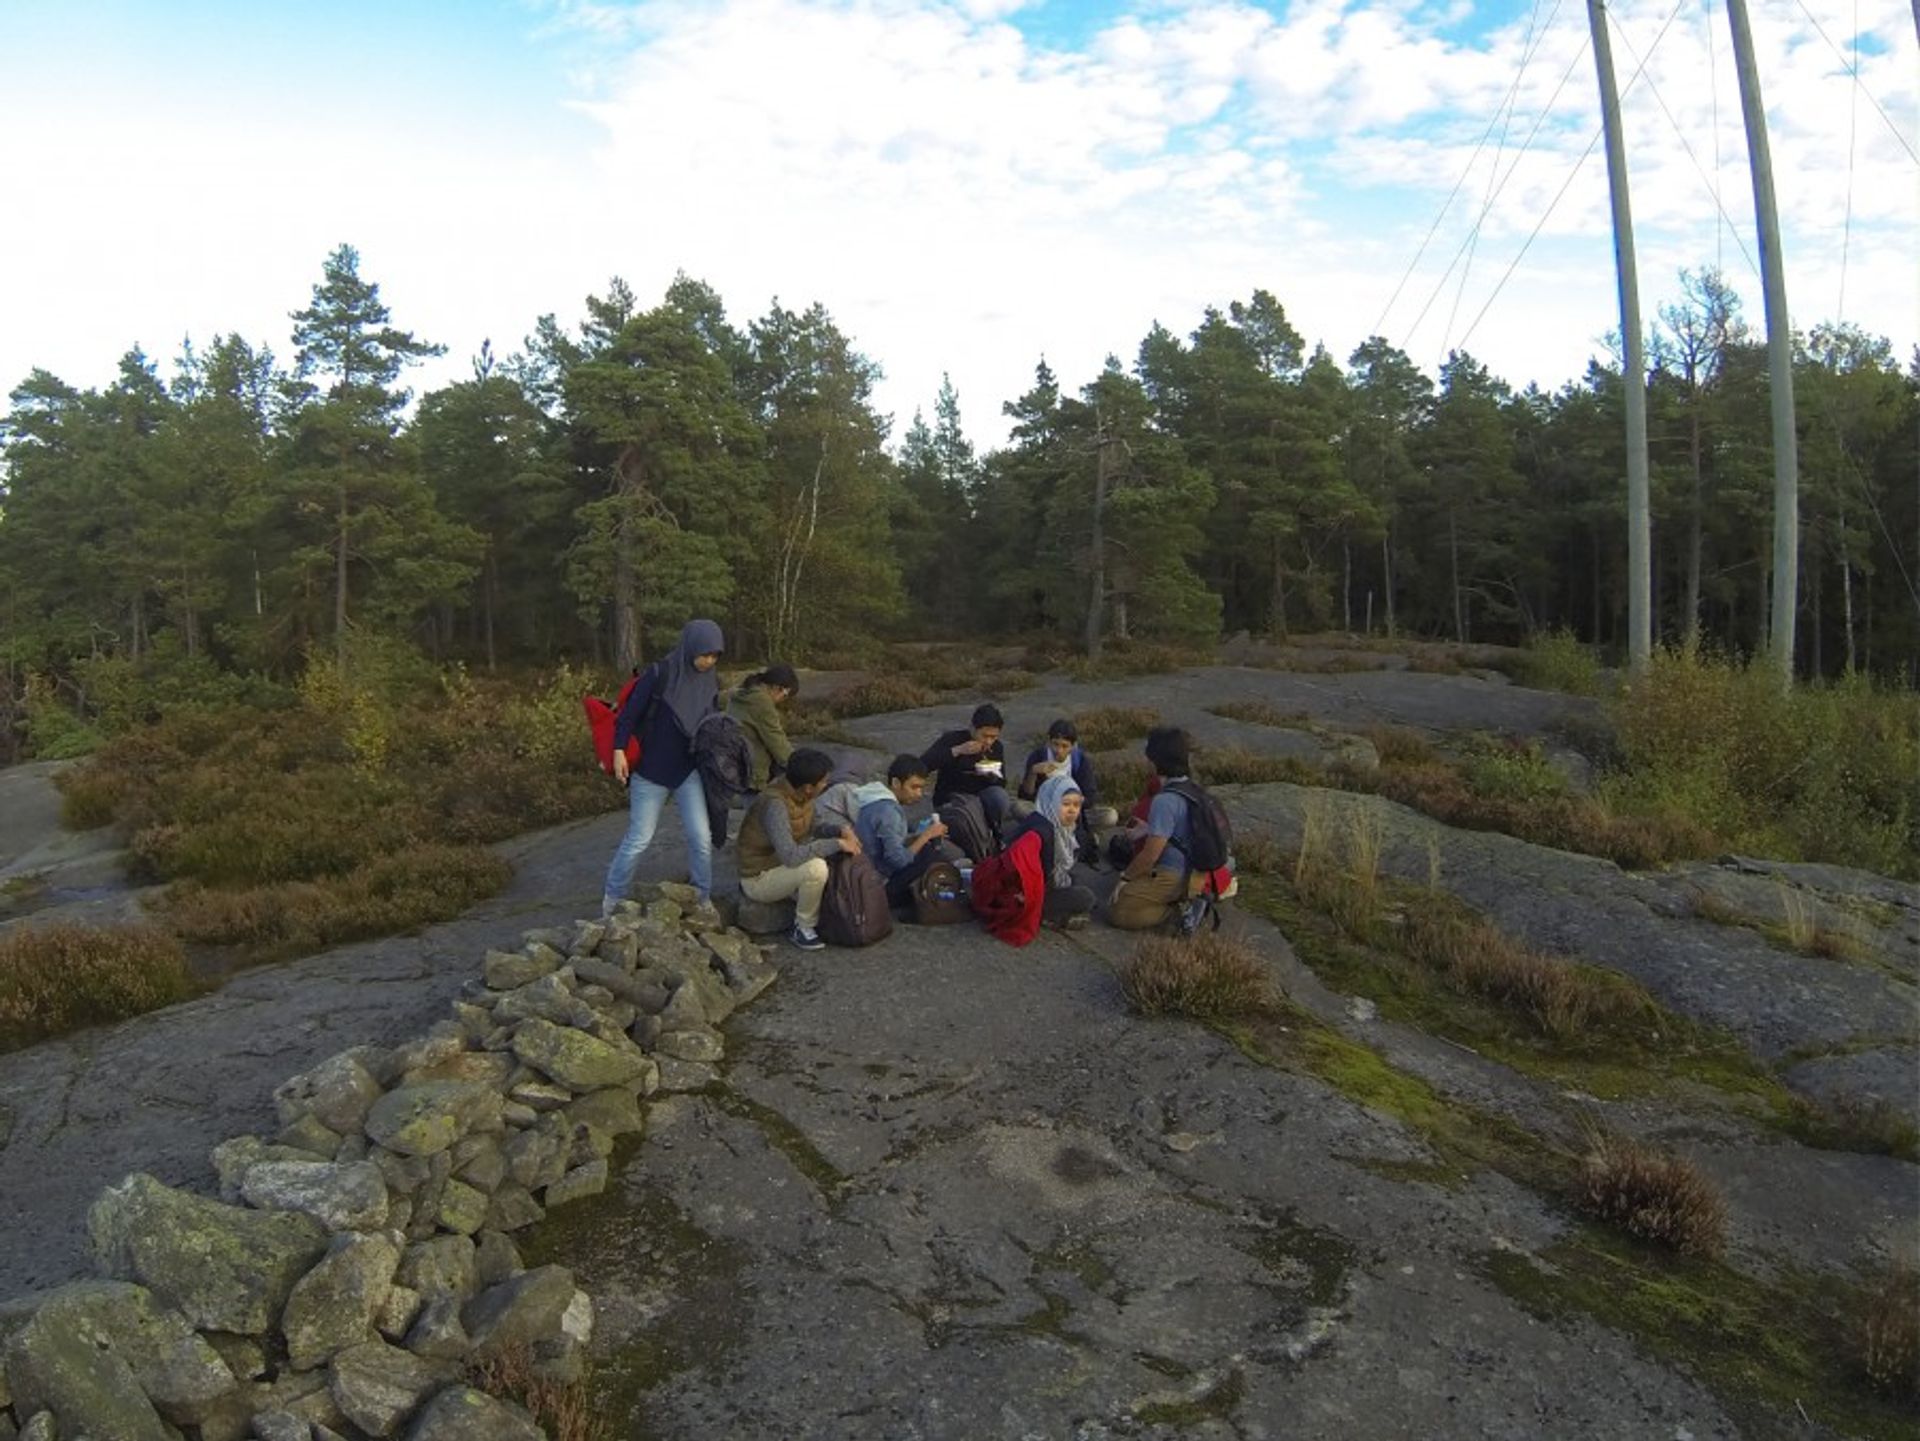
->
[1114, 592, 1131, 641]
[1684, 395, 1704, 647]
[613, 447, 643, 670]
[1810, 536, 1823, 677]
[1084, 422, 1112, 658]
[484, 549, 498, 672]
[1270, 534, 1289, 641]
[1449, 507, 1465, 643]
[334, 484, 350, 659]
[1342, 539, 1352, 633]
[1837, 495, 1856, 672]
[1381, 531, 1396, 637]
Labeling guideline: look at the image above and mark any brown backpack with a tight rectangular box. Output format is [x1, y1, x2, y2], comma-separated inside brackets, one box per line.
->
[818, 852, 894, 947]
[911, 860, 971, 926]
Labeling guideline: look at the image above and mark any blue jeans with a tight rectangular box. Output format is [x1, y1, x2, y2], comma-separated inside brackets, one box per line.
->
[603, 771, 712, 910]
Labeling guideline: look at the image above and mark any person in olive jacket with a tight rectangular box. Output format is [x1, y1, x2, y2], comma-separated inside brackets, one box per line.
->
[727, 663, 799, 790]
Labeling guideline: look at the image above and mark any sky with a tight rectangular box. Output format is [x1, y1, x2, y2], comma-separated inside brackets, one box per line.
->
[1, 0, 1913, 449]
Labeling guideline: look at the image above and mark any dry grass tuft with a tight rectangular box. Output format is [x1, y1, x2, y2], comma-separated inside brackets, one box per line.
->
[1070, 705, 1161, 751]
[469, 1342, 606, 1441]
[1122, 931, 1277, 1022]
[1859, 1259, 1920, 1398]
[1292, 794, 1387, 936]
[1783, 1091, 1920, 1163]
[1404, 910, 1651, 1042]
[0, 922, 199, 1051]
[1574, 1129, 1727, 1256]
[1232, 828, 1287, 877]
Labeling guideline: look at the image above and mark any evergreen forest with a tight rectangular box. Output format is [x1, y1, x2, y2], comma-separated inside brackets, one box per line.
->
[2, 243, 1916, 761]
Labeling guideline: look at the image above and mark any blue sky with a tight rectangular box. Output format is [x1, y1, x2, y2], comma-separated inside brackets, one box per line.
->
[2, 0, 1913, 446]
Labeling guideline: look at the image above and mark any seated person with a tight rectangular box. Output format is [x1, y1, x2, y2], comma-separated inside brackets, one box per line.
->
[1109, 727, 1203, 932]
[735, 747, 860, 951]
[853, 754, 959, 910]
[971, 772, 1098, 944]
[1013, 718, 1121, 831]
[727, 663, 799, 791]
[921, 703, 1011, 831]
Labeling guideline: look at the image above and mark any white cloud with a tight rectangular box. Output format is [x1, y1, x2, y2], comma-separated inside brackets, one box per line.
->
[1, 0, 1910, 455]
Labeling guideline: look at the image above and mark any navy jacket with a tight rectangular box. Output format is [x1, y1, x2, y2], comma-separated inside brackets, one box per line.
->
[612, 664, 707, 789]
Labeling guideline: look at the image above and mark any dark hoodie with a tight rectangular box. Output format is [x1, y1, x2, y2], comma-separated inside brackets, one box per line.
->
[613, 619, 725, 789]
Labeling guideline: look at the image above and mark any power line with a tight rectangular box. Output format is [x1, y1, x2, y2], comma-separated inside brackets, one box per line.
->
[1790, 0, 1918, 165]
[1605, 11, 1764, 283]
[1457, 0, 1690, 352]
[1838, 0, 1858, 320]
[1444, 0, 1549, 358]
[1401, 30, 1594, 350]
[1370, 0, 1567, 339]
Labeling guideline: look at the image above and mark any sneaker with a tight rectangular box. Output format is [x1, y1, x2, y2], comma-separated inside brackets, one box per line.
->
[1176, 896, 1213, 939]
[790, 925, 826, 951]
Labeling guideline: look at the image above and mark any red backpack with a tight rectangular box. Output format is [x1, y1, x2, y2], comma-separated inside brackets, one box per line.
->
[584, 665, 657, 775]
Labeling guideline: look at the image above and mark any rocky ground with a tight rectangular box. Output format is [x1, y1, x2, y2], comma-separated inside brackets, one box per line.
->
[1, 663, 1914, 1440]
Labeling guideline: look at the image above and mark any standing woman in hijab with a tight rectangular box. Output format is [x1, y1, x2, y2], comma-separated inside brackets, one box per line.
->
[602, 619, 726, 917]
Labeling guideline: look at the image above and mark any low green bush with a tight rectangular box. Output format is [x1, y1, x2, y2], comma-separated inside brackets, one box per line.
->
[1605, 650, 1918, 878]
[1514, 628, 1605, 696]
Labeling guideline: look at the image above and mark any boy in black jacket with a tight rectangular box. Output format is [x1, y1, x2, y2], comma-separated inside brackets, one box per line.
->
[921, 703, 1012, 831]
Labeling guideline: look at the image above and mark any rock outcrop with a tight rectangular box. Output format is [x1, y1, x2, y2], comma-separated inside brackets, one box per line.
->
[0, 882, 775, 1441]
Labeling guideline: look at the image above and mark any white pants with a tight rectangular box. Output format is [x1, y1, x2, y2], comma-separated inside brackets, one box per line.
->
[740, 857, 830, 928]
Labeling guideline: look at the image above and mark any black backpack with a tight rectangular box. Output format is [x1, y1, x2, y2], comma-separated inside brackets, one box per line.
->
[818, 853, 894, 948]
[938, 794, 1001, 864]
[1163, 780, 1233, 876]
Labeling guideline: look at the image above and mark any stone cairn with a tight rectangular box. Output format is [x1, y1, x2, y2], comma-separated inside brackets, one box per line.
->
[0, 882, 779, 1441]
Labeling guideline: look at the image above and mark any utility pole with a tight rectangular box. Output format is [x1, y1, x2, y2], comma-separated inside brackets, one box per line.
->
[1589, 0, 1652, 674]
[1726, 0, 1800, 684]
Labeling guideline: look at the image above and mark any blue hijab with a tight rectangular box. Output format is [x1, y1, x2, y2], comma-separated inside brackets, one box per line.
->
[657, 619, 724, 737]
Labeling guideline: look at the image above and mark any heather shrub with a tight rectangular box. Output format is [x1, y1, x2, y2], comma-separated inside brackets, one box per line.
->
[0, 922, 198, 1051]
[158, 844, 509, 957]
[1070, 705, 1160, 751]
[824, 675, 940, 717]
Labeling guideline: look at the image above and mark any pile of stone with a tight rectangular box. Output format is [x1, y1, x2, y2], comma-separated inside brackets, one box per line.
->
[0, 883, 778, 1441]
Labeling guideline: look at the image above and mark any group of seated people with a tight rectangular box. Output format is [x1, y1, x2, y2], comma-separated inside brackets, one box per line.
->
[730, 694, 1231, 950]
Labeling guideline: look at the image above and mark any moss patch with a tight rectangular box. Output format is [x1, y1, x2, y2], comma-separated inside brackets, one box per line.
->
[1483, 1226, 1918, 1441]
[1240, 876, 1799, 1116]
[1133, 1366, 1247, 1426]
[519, 1181, 748, 1441]
[709, 1089, 849, 1197]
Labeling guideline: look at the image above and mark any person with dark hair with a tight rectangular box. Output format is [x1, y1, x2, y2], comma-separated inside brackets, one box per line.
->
[971, 772, 1097, 944]
[736, 746, 861, 951]
[727, 662, 800, 790]
[852, 753, 958, 909]
[602, 619, 726, 918]
[1013, 717, 1120, 831]
[1109, 725, 1200, 931]
[921, 703, 1011, 830]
